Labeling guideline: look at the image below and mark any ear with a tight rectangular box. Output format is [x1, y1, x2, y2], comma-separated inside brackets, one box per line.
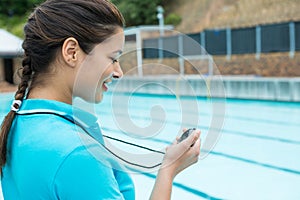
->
[61, 37, 80, 67]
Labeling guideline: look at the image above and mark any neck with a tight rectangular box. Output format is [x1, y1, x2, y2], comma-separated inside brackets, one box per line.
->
[27, 73, 73, 105]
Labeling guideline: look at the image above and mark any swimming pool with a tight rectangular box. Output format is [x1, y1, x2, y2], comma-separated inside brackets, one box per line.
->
[1, 91, 300, 199]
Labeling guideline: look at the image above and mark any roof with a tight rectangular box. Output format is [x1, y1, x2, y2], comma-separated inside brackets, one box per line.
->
[0, 29, 23, 57]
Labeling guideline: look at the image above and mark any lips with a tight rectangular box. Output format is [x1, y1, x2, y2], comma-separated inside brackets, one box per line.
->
[102, 82, 108, 91]
[102, 79, 112, 92]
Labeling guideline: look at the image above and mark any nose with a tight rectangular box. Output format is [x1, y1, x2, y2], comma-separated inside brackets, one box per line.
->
[112, 62, 123, 79]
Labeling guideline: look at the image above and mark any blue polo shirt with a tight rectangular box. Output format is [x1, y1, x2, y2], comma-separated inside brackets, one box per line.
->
[1, 99, 135, 200]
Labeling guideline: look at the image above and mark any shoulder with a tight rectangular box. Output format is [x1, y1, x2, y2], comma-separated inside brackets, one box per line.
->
[14, 112, 86, 149]
[11, 112, 106, 169]
[11, 111, 102, 169]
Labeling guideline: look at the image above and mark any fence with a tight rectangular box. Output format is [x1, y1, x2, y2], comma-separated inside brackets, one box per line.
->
[143, 21, 300, 60]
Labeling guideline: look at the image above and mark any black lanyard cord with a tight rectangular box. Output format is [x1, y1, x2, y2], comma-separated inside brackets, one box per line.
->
[16, 112, 164, 169]
[102, 135, 165, 155]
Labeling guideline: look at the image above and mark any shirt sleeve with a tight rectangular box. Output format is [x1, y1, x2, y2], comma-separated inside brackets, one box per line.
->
[52, 146, 125, 200]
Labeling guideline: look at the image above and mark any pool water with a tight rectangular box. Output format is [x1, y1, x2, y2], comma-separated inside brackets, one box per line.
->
[1, 92, 300, 200]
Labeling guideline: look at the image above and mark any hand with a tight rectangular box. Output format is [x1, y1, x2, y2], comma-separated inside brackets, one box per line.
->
[161, 129, 201, 179]
[149, 129, 201, 200]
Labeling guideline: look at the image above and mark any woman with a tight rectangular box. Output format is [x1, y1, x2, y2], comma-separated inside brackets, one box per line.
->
[0, 0, 201, 199]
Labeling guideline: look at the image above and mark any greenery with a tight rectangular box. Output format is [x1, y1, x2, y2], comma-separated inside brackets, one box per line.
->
[0, 0, 43, 37]
[0, 0, 43, 16]
[165, 13, 181, 26]
[0, 15, 27, 38]
[0, 0, 176, 37]
[111, 0, 166, 27]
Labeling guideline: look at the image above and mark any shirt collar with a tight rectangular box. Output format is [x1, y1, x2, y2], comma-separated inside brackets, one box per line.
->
[17, 99, 100, 134]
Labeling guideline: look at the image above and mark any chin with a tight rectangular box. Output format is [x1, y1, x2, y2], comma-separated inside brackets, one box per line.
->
[94, 93, 104, 104]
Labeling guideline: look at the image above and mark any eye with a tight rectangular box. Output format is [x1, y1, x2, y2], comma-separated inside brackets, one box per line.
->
[111, 58, 119, 64]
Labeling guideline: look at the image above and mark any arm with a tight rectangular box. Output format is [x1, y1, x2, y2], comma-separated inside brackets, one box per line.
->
[150, 130, 201, 200]
[53, 147, 126, 200]
[149, 167, 174, 200]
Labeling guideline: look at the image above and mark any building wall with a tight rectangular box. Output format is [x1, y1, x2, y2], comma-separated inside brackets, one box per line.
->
[0, 58, 4, 82]
[0, 57, 22, 84]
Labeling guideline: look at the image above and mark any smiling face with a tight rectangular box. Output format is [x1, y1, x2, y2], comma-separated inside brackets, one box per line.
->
[73, 28, 124, 103]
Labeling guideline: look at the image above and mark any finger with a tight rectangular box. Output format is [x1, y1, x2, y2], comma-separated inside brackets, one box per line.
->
[192, 137, 201, 153]
[192, 129, 201, 136]
[190, 130, 200, 144]
[176, 128, 188, 143]
[181, 130, 199, 148]
[178, 128, 198, 143]
[172, 137, 179, 145]
[175, 128, 189, 143]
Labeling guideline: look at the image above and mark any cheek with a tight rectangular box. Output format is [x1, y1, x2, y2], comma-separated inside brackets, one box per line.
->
[82, 60, 108, 82]
[102, 65, 114, 78]
[73, 59, 108, 99]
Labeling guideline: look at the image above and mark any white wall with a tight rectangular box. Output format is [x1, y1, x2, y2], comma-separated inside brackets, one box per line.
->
[111, 76, 300, 102]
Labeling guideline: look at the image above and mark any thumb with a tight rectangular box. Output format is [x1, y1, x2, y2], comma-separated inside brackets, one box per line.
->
[181, 129, 200, 147]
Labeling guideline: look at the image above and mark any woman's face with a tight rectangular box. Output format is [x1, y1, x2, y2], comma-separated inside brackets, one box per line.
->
[73, 28, 124, 103]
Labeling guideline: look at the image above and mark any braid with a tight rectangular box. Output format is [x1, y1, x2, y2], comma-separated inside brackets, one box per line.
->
[0, 55, 33, 172]
[15, 57, 32, 100]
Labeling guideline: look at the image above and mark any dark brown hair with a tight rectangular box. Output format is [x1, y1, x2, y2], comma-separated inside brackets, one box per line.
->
[0, 0, 124, 171]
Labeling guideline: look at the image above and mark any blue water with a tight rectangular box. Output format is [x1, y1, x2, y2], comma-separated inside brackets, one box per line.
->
[1, 92, 300, 200]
